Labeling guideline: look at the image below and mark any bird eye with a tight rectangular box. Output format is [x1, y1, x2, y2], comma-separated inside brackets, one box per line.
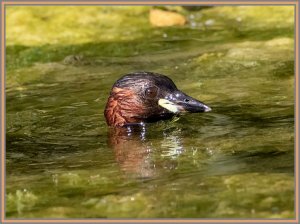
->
[184, 99, 190, 103]
[145, 86, 158, 98]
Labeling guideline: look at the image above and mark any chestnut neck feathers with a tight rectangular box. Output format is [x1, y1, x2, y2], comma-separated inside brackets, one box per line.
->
[104, 87, 147, 127]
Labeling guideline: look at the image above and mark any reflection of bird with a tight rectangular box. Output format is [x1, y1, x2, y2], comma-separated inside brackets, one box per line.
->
[104, 71, 211, 127]
[108, 126, 155, 178]
[108, 125, 184, 178]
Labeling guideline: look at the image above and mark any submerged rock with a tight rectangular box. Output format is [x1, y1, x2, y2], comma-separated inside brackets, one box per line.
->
[149, 9, 186, 27]
[264, 37, 294, 47]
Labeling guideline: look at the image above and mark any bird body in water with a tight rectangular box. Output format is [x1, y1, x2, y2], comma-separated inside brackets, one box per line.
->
[104, 71, 211, 127]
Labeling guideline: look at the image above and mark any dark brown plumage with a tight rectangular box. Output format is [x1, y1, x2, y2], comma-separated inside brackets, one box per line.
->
[104, 71, 211, 127]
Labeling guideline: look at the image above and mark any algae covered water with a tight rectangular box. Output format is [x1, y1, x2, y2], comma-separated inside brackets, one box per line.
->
[6, 6, 294, 218]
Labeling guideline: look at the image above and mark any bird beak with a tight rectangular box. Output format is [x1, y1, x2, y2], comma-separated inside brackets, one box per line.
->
[158, 91, 211, 113]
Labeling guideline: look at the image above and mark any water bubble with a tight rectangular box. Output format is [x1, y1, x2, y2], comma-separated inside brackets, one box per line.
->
[205, 19, 215, 26]
[191, 21, 197, 27]
[236, 17, 242, 22]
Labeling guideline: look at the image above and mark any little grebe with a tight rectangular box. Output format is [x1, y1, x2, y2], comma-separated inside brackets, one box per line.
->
[104, 71, 211, 127]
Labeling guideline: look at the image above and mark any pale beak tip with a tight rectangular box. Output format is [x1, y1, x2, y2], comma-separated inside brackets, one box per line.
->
[204, 106, 212, 112]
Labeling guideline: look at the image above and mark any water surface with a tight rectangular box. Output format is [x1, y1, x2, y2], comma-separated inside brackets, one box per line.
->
[6, 6, 294, 218]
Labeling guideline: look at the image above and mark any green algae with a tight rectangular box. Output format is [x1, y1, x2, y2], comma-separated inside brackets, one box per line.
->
[6, 5, 294, 218]
[6, 6, 150, 45]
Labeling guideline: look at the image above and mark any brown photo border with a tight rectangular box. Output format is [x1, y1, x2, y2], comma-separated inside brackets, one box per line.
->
[0, 0, 298, 223]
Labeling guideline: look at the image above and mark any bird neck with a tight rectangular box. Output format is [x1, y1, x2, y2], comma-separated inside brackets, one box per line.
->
[104, 87, 145, 127]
